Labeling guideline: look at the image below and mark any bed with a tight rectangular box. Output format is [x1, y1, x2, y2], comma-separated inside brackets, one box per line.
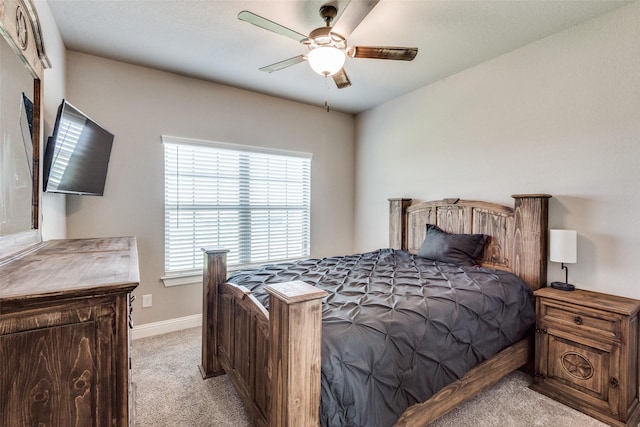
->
[200, 194, 551, 426]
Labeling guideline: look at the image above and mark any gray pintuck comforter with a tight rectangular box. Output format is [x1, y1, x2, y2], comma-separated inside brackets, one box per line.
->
[228, 248, 535, 427]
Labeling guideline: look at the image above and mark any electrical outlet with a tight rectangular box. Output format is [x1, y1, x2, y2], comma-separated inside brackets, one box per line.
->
[142, 294, 152, 308]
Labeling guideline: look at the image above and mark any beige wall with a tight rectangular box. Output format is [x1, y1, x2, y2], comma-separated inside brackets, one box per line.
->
[355, 2, 640, 299]
[63, 52, 355, 324]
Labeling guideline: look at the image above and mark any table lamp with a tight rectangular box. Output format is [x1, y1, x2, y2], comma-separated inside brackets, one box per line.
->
[549, 229, 577, 291]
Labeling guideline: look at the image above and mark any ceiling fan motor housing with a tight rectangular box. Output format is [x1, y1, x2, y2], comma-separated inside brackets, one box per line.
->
[306, 26, 346, 50]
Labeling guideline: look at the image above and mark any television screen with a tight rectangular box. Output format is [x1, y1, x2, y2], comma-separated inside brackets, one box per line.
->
[43, 100, 114, 196]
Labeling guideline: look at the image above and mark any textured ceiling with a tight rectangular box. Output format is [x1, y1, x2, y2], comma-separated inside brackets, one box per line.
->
[47, 0, 632, 114]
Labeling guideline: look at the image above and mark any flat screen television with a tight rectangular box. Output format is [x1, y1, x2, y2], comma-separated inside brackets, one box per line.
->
[43, 100, 114, 196]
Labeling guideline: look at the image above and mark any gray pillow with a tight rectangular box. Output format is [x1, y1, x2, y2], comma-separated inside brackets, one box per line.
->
[417, 224, 488, 266]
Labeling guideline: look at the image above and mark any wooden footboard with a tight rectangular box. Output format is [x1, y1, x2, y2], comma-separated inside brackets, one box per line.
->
[200, 248, 326, 427]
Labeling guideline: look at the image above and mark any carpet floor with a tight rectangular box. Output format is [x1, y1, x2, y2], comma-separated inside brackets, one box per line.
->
[132, 327, 609, 426]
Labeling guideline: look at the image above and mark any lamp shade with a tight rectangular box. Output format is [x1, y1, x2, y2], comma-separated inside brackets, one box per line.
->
[549, 229, 577, 263]
[307, 47, 346, 76]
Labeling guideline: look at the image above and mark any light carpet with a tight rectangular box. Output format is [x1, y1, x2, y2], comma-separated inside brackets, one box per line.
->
[132, 327, 608, 426]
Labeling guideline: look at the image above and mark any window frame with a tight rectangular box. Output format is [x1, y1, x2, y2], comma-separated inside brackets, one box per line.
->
[161, 136, 312, 287]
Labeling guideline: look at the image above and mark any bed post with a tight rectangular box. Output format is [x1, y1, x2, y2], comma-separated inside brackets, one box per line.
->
[511, 194, 551, 291]
[389, 198, 412, 250]
[265, 281, 328, 427]
[200, 247, 229, 379]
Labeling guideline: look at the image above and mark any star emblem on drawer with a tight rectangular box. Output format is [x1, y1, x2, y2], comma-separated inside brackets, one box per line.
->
[561, 352, 594, 380]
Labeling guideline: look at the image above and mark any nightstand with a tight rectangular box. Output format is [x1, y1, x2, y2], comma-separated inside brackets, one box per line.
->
[531, 287, 640, 426]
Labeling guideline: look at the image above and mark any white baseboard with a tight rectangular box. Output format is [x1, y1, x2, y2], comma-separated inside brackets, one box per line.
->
[132, 314, 202, 340]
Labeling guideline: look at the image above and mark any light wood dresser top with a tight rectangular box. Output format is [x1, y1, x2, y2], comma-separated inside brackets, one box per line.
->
[0, 237, 139, 306]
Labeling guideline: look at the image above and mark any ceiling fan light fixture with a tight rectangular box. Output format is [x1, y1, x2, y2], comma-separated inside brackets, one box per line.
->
[307, 46, 346, 76]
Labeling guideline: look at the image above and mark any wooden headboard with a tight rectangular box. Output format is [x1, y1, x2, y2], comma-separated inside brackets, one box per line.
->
[389, 194, 551, 290]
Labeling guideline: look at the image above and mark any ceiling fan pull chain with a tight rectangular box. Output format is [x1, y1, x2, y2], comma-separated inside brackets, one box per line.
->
[325, 75, 331, 112]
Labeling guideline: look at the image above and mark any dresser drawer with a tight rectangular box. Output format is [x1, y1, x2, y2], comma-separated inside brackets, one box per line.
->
[539, 299, 621, 341]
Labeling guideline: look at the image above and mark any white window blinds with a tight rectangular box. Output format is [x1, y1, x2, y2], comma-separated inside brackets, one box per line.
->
[163, 137, 311, 274]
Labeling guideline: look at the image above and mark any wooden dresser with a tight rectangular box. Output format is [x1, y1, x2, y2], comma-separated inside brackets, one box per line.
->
[0, 237, 139, 427]
[532, 287, 640, 427]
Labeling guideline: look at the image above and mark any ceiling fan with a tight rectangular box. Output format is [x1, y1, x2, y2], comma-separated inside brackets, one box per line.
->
[238, 0, 418, 89]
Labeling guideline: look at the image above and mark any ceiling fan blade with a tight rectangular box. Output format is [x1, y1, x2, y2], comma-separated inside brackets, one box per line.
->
[238, 11, 307, 42]
[332, 68, 351, 89]
[259, 55, 307, 73]
[332, 0, 380, 38]
[347, 46, 418, 61]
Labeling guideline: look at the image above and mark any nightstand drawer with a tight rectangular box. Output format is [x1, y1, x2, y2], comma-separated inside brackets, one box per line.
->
[540, 300, 620, 340]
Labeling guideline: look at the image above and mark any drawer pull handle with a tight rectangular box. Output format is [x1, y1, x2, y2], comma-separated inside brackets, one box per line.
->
[574, 316, 583, 325]
[610, 377, 619, 388]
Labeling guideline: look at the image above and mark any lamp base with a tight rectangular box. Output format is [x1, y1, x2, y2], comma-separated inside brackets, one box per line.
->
[551, 281, 575, 291]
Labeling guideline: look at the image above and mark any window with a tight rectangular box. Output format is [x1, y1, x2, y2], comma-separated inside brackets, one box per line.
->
[162, 136, 311, 285]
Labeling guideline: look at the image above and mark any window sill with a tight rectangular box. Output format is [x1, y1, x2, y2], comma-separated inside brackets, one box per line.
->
[161, 266, 242, 287]
[161, 272, 203, 287]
